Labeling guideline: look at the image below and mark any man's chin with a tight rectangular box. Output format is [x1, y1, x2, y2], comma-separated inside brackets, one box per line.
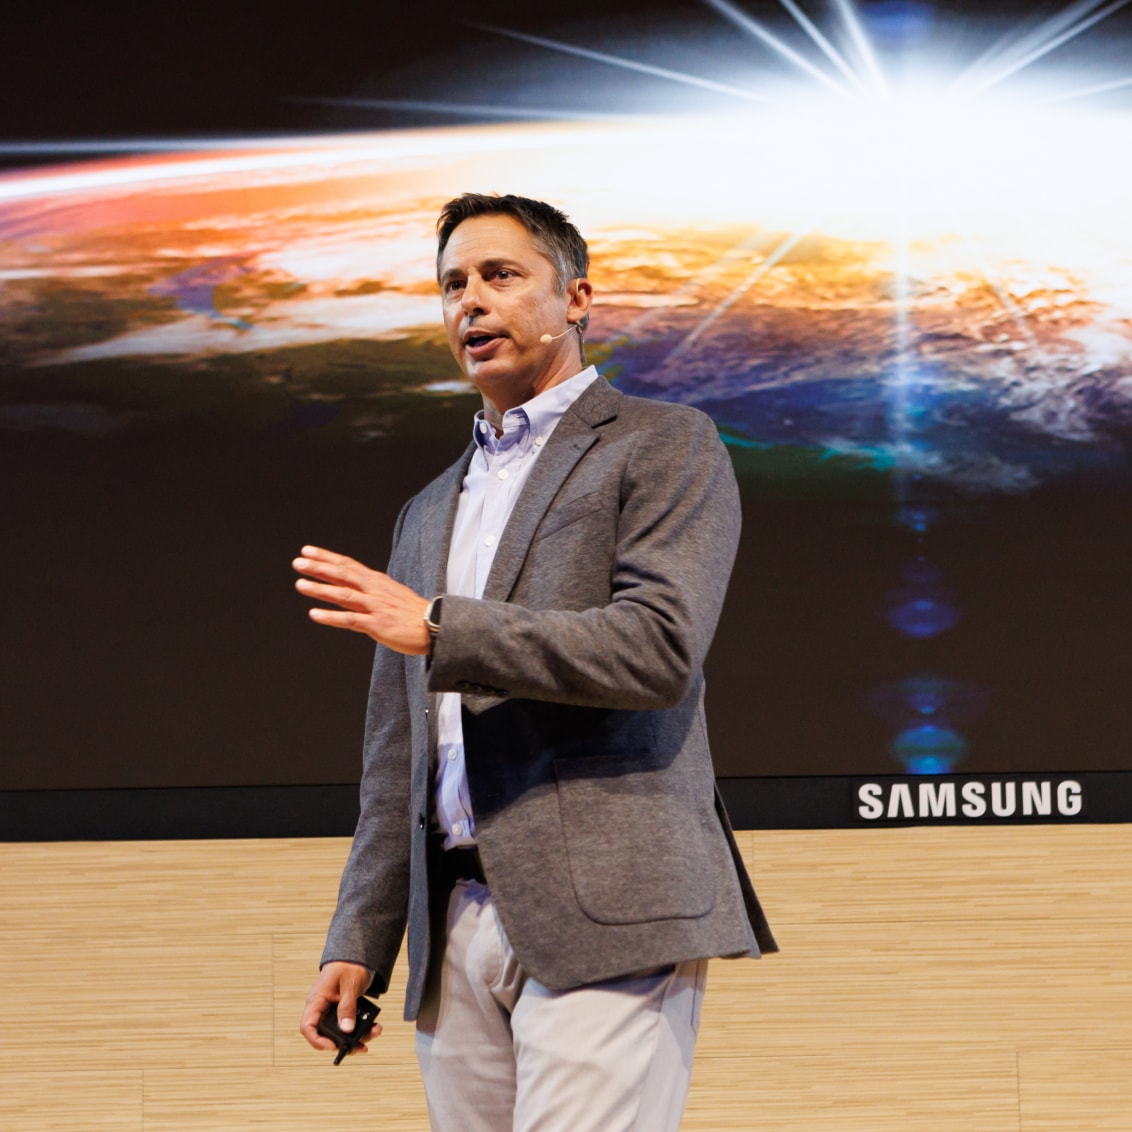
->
[465, 359, 519, 388]
[465, 365, 542, 411]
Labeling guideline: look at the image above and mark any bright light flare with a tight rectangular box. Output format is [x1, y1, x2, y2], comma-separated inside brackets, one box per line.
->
[627, 90, 1132, 246]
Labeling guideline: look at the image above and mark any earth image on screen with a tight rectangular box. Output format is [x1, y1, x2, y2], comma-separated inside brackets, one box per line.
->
[2, 111, 1131, 496]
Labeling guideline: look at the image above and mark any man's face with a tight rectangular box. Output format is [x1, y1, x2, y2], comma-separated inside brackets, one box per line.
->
[438, 214, 591, 415]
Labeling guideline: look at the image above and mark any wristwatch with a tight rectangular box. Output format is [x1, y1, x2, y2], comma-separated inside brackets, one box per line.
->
[423, 595, 444, 656]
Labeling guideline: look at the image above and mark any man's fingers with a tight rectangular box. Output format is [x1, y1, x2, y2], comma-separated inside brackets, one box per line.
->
[294, 577, 372, 612]
[299, 995, 337, 1051]
[293, 548, 430, 653]
[337, 987, 358, 1032]
[301, 1026, 337, 1051]
[307, 608, 376, 634]
[293, 556, 372, 589]
[300, 962, 376, 1055]
[298, 545, 353, 566]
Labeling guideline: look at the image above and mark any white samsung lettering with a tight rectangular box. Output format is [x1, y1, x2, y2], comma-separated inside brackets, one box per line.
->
[855, 778, 1085, 821]
[1058, 780, 1084, 816]
[961, 781, 987, 817]
[888, 782, 915, 819]
[858, 783, 884, 820]
[919, 781, 957, 818]
[1022, 781, 1052, 816]
[991, 781, 1017, 817]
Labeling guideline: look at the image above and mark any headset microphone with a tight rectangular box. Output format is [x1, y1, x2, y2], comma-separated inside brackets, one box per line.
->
[540, 323, 579, 345]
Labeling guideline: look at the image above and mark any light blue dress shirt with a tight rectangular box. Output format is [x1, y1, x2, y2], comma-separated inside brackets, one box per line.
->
[434, 366, 600, 848]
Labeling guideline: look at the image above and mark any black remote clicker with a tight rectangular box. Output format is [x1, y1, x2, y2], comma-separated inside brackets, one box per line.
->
[317, 997, 381, 1065]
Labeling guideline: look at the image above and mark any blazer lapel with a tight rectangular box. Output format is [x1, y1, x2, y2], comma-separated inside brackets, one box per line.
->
[416, 443, 475, 744]
[420, 442, 475, 597]
[482, 376, 621, 604]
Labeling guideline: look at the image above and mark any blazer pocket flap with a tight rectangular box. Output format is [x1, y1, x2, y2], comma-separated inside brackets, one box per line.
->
[533, 491, 605, 541]
[554, 753, 716, 925]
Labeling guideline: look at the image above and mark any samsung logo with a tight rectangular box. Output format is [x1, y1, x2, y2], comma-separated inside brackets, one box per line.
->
[855, 778, 1085, 822]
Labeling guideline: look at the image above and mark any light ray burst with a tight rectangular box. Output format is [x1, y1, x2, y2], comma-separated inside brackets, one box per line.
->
[959, 0, 1132, 97]
[656, 224, 821, 376]
[830, 0, 888, 93]
[0, 137, 338, 156]
[286, 96, 637, 123]
[623, 227, 775, 340]
[459, 0, 1132, 402]
[465, 21, 782, 106]
[700, 0, 852, 97]
[1037, 72, 1132, 104]
[959, 0, 1111, 79]
[775, 0, 868, 92]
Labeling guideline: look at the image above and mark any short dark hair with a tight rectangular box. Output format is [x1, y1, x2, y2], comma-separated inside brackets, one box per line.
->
[436, 193, 590, 295]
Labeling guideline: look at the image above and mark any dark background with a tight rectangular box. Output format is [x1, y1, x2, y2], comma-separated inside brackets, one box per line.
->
[3, 0, 1132, 805]
[7, 0, 1131, 145]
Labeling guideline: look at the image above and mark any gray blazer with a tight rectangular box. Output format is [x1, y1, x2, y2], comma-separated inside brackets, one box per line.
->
[322, 375, 777, 1020]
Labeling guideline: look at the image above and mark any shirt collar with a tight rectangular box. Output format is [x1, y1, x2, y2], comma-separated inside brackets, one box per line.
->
[471, 366, 599, 454]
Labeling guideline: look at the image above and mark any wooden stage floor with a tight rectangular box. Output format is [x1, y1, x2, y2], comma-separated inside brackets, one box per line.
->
[2, 826, 1130, 1130]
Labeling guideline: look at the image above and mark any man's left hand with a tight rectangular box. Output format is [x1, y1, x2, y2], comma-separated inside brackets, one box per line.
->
[293, 545, 430, 654]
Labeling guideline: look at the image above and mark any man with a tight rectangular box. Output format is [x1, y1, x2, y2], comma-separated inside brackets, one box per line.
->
[295, 193, 776, 1132]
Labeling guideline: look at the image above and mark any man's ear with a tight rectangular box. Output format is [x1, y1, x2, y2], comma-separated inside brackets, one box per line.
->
[567, 277, 594, 324]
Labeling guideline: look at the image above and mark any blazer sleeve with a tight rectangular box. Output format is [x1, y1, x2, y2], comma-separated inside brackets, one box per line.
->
[426, 405, 740, 711]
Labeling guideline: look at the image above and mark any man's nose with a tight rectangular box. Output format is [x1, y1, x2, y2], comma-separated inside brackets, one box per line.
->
[461, 275, 487, 313]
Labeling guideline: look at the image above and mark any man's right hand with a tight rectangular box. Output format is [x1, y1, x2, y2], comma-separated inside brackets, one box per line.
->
[300, 961, 380, 1054]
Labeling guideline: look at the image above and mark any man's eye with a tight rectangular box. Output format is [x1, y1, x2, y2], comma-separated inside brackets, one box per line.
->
[444, 280, 464, 294]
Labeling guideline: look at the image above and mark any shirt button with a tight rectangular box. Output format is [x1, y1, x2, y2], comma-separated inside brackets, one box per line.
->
[497, 469, 509, 480]
[479, 421, 490, 434]
[447, 749, 457, 761]
[484, 535, 495, 547]
[452, 822, 464, 837]
[535, 436, 544, 446]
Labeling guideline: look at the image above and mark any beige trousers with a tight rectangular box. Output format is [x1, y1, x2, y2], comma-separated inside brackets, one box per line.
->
[415, 879, 707, 1132]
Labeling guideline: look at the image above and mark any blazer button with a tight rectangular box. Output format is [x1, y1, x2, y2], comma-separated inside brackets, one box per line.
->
[417, 814, 426, 829]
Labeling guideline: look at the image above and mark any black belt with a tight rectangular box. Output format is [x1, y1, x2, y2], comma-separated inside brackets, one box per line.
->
[440, 846, 486, 886]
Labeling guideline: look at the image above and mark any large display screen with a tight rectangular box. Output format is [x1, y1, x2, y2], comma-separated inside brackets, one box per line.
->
[3, 1, 1131, 793]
